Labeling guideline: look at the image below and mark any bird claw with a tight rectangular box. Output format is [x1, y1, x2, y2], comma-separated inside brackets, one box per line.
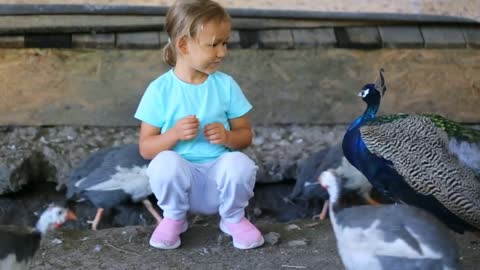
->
[312, 212, 328, 220]
[365, 196, 381, 206]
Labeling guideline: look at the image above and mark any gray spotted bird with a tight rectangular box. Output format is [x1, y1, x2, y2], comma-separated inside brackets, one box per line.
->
[319, 170, 460, 270]
[342, 69, 480, 234]
[289, 143, 377, 220]
[0, 205, 76, 270]
[66, 144, 162, 230]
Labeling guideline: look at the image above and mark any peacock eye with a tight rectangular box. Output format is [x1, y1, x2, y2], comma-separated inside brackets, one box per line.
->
[362, 89, 370, 97]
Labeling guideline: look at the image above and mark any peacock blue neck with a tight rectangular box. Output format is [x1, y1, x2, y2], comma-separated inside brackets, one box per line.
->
[347, 103, 379, 131]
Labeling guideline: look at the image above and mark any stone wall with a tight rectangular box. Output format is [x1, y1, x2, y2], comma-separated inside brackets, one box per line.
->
[0, 124, 346, 195]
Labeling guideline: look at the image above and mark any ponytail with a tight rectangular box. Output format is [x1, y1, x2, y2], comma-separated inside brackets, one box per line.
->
[162, 41, 176, 67]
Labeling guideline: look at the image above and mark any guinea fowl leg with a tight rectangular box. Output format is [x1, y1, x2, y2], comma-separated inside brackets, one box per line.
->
[87, 208, 104, 230]
[142, 199, 163, 224]
[312, 200, 329, 220]
[364, 194, 381, 206]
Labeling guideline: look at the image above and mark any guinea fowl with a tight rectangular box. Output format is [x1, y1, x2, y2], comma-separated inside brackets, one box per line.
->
[319, 170, 459, 270]
[289, 143, 377, 220]
[66, 144, 162, 230]
[342, 69, 480, 234]
[0, 204, 76, 270]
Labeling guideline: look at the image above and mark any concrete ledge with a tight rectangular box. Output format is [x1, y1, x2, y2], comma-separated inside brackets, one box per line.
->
[72, 33, 115, 48]
[258, 29, 294, 49]
[116, 31, 161, 49]
[1, 20, 478, 49]
[379, 26, 424, 48]
[0, 35, 23, 48]
[25, 33, 71, 48]
[0, 15, 480, 49]
[292, 28, 336, 48]
[0, 12, 478, 49]
[421, 26, 466, 48]
[335, 26, 382, 49]
[0, 15, 165, 34]
[463, 26, 480, 48]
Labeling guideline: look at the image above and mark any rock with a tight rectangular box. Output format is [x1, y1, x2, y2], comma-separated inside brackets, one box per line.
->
[264, 231, 281, 245]
[286, 224, 301, 231]
[0, 125, 347, 195]
[287, 239, 309, 247]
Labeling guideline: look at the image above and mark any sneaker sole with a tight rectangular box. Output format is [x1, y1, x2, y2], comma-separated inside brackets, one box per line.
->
[219, 221, 265, 250]
[149, 238, 181, 249]
[149, 221, 189, 250]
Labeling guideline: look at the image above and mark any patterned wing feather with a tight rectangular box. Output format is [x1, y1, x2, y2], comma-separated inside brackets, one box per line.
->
[360, 115, 480, 230]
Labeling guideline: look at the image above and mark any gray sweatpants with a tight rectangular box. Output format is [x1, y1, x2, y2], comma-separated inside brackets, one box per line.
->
[147, 150, 257, 223]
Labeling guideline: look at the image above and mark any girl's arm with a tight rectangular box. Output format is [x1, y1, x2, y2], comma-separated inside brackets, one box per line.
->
[138, 122, 178, 159]
[226, 115, 253, 149]
[204, 115, 253, 150]
[138, 115, 200, 159]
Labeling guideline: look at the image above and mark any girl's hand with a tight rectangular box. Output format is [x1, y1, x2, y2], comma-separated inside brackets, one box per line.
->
[174, 115, 199, 141]
[204, 123, 229, 145]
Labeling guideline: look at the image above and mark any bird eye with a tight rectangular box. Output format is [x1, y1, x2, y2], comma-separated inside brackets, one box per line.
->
[361, 89, 370, 97]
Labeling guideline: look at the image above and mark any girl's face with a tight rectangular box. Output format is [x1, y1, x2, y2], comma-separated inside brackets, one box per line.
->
[185, 19, 231, 75]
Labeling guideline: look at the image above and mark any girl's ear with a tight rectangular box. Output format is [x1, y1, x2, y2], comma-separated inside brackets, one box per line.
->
[177, 36, 189, 56]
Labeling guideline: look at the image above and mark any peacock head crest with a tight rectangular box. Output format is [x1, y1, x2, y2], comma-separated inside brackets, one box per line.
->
[358, 68, 386, 106]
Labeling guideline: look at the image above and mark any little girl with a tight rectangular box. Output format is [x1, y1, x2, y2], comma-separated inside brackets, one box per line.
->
[134, 0, 264, 250]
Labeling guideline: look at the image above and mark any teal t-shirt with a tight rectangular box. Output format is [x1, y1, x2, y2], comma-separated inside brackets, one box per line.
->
[134, 69, 252, 163]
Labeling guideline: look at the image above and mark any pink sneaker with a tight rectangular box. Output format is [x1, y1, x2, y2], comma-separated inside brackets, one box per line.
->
[220, 217, 264, 249]
[149, 218, 188, 249]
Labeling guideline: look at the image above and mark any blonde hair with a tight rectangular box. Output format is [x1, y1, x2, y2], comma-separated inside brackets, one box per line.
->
[163, 0, 231, 66]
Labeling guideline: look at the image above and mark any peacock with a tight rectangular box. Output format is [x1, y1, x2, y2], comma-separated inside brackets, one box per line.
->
[342, 69, 480, 234]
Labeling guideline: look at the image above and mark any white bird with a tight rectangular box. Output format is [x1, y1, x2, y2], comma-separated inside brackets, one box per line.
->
[0, 204, 76, 270]
[335, 156, 377, 206]
[319, 170, 459, 270]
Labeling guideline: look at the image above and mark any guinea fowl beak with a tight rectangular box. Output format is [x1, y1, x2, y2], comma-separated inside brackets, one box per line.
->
[54, 210, 77, 228]
[67, 210, 77, 221]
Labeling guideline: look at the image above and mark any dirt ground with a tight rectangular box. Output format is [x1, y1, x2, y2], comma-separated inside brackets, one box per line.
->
[31, 216, 480, 270]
